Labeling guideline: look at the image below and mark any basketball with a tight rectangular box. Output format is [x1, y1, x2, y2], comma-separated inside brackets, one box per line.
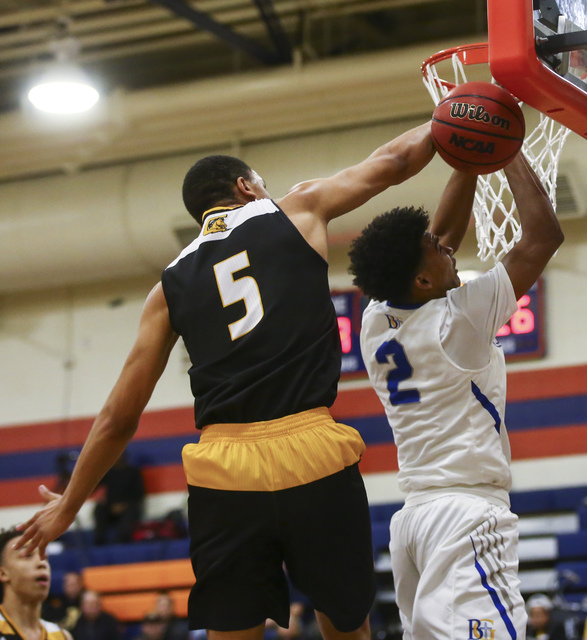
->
[431, 81, 525, 174]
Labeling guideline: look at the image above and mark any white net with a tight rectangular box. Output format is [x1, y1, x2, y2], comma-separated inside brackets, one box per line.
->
[422, 44, 571, 263]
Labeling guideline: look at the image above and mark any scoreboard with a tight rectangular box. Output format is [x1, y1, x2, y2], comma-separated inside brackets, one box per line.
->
[331, 277, 545, 374]
[331, 289, 367, 376]
[495, 277, 545, 361]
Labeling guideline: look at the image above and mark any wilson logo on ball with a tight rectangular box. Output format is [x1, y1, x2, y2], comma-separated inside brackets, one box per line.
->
[449, 103, 511, 131]
[430, 81, 525, 174]
[448, 134, 495, 155]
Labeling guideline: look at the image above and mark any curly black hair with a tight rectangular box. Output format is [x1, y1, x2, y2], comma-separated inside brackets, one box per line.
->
[0, 528, 22, 603]
[349, 206, 429, 304]
[182, 155, 254, 225]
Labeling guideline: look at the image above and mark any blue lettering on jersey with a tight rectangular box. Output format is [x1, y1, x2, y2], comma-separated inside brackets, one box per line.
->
[376, 339, 420, 405]
[385, 314, 402, 329]
[468, 618, 496, 639]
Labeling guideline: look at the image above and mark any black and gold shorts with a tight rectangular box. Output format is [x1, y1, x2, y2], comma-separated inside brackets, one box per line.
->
[183, 407, 376, 632]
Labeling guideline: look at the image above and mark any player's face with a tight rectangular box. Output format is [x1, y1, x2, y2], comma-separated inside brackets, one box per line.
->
[248, 170, 271, 199]
[419, 232, 460, 296]
[0, 541, 51, 603]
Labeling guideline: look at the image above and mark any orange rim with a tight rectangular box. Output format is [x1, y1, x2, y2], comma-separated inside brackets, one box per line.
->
[421, 42, 489, 91]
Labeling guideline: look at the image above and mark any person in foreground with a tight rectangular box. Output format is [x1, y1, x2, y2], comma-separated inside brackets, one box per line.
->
[0, 528, 72, 640]
[349, 153, 564, 640]
[15, 122, 436, 640]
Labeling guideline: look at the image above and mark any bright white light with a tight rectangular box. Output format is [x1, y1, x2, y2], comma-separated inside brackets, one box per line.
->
[28, 81, 100, 114]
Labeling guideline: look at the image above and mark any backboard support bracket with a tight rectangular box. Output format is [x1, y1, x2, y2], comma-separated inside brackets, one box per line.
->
[537, 30, 587, 55]
[488, 0, 587, 139]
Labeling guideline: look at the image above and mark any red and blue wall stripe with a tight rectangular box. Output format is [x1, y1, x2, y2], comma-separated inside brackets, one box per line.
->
[1, 364, 587, 509]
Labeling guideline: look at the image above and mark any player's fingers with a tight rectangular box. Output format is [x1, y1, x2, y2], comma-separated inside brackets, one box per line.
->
[39, 484, 60, 502]
[20, 528, 46, 559]
[12, 523, 38, 553]
[13, 513, 40, 544]
[11, 531, 28, 550]
[37, 535, 49, 560]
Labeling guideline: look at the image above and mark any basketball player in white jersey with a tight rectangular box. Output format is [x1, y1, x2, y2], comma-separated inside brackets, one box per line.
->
[349, 153, 563, 640]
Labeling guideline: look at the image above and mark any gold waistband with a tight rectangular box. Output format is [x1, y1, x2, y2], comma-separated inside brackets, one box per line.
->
[183, 407, 365, 492]
[199, 407, 334, 442]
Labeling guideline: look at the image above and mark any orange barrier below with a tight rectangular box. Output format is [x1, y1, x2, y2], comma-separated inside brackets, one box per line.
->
[101, 588, 190, 622]
[84, 559, 193, 593]
[83, 559, 193, 622]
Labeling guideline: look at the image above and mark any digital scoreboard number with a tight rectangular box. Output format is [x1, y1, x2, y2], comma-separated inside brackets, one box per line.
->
[331, 277, 545, 373]
[496, 277, 545, 361]
[331, 290, 367, 376]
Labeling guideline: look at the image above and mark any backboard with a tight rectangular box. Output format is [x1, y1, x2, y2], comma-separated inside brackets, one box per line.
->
[487, 0, 587, 138]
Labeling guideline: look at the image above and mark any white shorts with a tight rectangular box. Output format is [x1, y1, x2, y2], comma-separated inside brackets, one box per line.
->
[389, 493, 527, 640]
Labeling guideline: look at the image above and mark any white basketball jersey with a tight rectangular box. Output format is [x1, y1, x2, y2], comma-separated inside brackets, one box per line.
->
[360, 263, 518, 505]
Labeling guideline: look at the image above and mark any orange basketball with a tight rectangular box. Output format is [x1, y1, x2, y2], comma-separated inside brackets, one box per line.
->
[431, 81, 525, 174]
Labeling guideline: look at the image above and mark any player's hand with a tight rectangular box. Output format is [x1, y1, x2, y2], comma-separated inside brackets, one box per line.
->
[13, 484, 75, 560]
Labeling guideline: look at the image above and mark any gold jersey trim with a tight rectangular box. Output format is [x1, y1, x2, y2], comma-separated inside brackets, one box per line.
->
[201, 204, 242, 223]
[0, 606, 66, 640]
[182, 407, 365, 491]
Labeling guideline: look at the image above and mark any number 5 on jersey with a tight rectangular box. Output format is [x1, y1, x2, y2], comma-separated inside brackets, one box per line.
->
[214, 251, 264, 341]
[375, 339, 420, 405]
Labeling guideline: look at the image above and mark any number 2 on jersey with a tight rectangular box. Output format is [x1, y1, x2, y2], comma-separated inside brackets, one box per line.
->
[214, 251, 264, 341]
[375, 339, 420, 405]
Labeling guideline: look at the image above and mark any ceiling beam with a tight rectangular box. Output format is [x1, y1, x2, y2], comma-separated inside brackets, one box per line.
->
[251, 0, 293, 63]
[149, 0, 281, 64]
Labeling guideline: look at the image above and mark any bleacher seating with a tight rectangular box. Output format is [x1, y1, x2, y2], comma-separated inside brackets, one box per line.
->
[371, 521, 391, 554]
[369, 486, 587, 602]
[83, 559, 193, 621]
[86, 538, 190, 566]
[511, 486, 587, 515]
[47, 537, 191, 596]
[369, 502, 401, 554]
[47, 536, 192, 622]
[557, 532, 587, 560]
[43, 485, 587, 628]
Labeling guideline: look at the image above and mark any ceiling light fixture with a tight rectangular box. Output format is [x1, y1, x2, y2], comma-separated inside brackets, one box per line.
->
[27, 36, 100, 114]
[28, 76, 99, 114]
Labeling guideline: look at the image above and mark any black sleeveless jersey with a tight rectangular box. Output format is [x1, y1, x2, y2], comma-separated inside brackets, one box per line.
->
[161, 199, 341, 428]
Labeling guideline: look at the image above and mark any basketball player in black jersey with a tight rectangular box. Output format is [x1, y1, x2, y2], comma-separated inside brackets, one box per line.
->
[16, 121, 436, 640]
[0, 529, 72, 640]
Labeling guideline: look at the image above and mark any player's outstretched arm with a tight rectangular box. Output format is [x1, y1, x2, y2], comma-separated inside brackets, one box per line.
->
[278, 121, 435, 222]
[14, 283, 179, 558]
[430, 170, 478, 252]
[501, 153, 564, 299]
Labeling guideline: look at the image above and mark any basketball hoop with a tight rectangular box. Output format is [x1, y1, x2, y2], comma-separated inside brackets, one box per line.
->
[422, 43, 571, 263]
